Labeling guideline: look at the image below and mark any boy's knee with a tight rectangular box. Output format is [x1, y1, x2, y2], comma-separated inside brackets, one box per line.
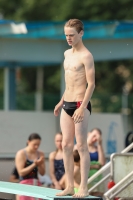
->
[77, 143, 88, 153]
[62, 142, 73, 152]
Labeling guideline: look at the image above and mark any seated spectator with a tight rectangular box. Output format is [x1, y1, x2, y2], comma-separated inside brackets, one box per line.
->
[87, 128, 105, 197]
[49, 132, 65, 189]
[15, 133, 45, 200]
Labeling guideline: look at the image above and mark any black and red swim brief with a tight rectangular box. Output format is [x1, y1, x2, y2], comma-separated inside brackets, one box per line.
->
[62, 101, 91, 117]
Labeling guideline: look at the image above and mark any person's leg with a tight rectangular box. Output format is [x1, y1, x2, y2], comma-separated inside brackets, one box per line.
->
[59, 174, 66, 189]
[73, 109, 90, 197]
[56, 109, 75, 196]
[16, 195, 19, 200]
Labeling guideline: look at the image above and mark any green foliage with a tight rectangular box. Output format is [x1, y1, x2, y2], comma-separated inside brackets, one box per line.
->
[0, 0, 133, 21]
[44, 66, 60, 94]
[92, 59, 133, 113]
[95, 61, 125, 94]
[0, 69, 4, 93]
[19, 66, 60, 94]
[20, 68, 36, 92]
[16, 93, 60, 110]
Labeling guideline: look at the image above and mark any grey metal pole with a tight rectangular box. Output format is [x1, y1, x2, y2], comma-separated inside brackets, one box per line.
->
[35, 67, 44, 111]
[4, 67, 16, 110]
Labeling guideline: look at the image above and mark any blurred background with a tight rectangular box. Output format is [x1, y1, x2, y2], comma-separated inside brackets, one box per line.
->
[0, 0, 133, 199]
[0, 0, 133, 114]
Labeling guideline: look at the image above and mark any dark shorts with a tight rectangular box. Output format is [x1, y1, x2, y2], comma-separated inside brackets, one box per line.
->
[62, 101, 91, 117]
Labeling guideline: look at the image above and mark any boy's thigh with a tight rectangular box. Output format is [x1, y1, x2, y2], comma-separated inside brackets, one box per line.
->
[75, 109, 90, 141]
[60, 109, 75, 142]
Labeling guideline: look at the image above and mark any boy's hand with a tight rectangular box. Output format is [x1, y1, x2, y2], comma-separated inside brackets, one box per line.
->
[54, 103, 62, 116]
[72, 107, 85, 123]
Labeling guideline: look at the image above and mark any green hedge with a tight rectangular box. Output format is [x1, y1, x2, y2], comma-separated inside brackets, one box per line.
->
[0, 93, 133, 113]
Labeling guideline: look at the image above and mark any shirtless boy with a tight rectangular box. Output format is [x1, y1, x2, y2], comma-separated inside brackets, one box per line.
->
[54, 19, 95, 197]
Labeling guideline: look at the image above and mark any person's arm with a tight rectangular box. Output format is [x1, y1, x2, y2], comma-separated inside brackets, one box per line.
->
[35, 151, 45, 176]
[59, 174, 66, 189]
[74, 180, 80, 189]
[9, 167, 19, 183]
[54, 51, 67, 117]
[72, 53, 95, 123]
[80, 52, 95, 109]
[49, 152, 62, 189]
[97, 138, 105, 166]
[15, 150, 37, 177]
[9, 175, 19, 183]
[54, 84, 66, 116]
[90, 164, 101, 170]
[54, 92, 65, 116]
[74, 165, 80, 188]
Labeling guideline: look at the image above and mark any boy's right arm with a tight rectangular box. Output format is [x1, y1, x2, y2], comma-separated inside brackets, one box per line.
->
[54, 92, 65, 116]
[54, 50, 68, 116]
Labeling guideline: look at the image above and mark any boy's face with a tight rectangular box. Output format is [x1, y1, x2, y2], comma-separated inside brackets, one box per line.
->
[64, 27, 83, 46]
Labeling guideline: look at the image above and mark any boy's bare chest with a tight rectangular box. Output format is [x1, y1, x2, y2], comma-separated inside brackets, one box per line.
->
[64, 55, 83, 71]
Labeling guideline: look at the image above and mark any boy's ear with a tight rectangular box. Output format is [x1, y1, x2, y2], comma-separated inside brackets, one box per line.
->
[79, 30, 84, 37]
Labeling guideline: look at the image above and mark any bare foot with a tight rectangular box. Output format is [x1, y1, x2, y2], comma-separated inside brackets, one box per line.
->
[73, 188, 89, 198]
[56, 187, 75, 196]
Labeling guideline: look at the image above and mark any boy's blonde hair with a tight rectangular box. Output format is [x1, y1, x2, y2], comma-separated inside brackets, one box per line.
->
[65, 19, 84, 33]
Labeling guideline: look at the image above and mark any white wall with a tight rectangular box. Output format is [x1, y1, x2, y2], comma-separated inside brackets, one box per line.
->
[0, 111, 60, 155]
[0, 111, 125, 157]
[88, 113, 125, 156]
[0, 111, 59, 200]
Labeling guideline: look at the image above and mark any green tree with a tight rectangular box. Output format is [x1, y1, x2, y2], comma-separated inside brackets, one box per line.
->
[0, 0, 133, 21]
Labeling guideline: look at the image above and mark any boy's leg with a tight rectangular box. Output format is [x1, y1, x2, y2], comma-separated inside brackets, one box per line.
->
[56, 109, 75, 196]
[74, 109, 90, 197]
